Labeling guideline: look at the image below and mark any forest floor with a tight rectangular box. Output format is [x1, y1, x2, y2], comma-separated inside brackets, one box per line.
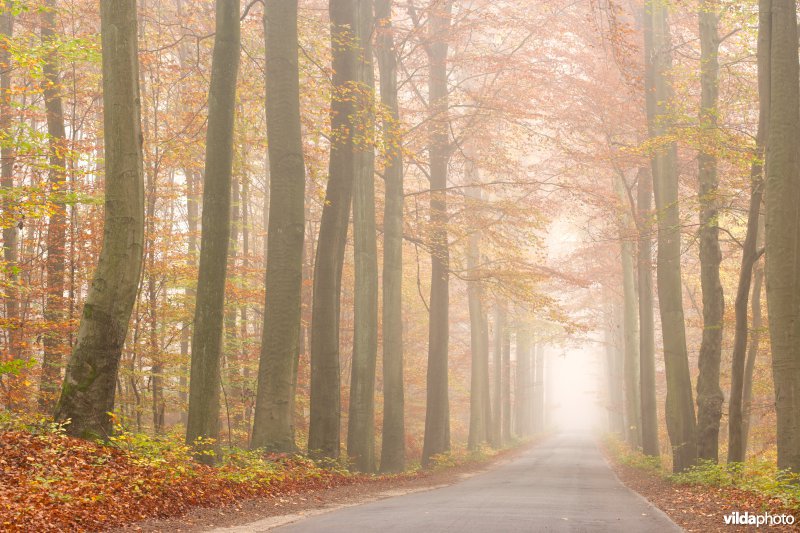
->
[0, 419, 533, 532]
[603, 441, 800, 532]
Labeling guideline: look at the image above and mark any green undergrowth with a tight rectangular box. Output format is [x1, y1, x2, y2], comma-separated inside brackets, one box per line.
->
[605, 434, 800, 511]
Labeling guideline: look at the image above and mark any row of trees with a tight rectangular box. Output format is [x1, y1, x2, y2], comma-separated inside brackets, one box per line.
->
[1, 0, 557, 472]
[594, 0, 800, 474]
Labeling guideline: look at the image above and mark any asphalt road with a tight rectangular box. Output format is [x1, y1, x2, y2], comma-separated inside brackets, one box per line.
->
[259, 432, 682, 532]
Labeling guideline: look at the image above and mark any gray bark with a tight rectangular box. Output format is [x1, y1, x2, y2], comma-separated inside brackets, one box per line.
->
[0, 2, 17, 367]
[614, 172, 641, 448]
[728, 0, 770, 465]
[644, 0, 698, 472]
[377, 0, 405, 474]
[307, 0, 359, 459]
[764, 0, 800, 473]
[186, 0, 240, 460]
[251, 0, 306, 453]
[637, 166, 659, 456]
[39, 0, 68, 412]
[421, 0, 454, 468]
[490, 301, 504, 446]
[54, 0, 144, 439]
[347, 0, 378, 473]
[695, 2, 724, 463]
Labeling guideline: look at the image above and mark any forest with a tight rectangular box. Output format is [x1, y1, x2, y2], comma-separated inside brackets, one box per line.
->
[1, 0, 800, 531]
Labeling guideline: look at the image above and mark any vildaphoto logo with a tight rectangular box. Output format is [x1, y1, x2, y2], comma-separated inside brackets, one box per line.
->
[723, 511, 796, 527]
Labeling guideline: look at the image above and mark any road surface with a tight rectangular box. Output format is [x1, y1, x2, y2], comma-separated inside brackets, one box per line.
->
[234, 432, 682, 532]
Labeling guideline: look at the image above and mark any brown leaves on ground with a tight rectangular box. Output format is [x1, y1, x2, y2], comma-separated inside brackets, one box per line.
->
[605, 448, 798, 532]
[0, 430, 358, 532]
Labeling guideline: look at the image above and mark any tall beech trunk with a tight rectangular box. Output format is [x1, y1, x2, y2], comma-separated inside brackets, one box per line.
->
[728, 0, 770, 465]
[637, 166, 659, 456]
[39, 0, 68, 412]
[307, 0, 359, 459]
[764, 0, 800, 473]
[490, 301, 504, 446]
[377, 0, 405, 474]
[614, 172, 641, 448]
[180, 170, 199, 425]
[54, 0, 144, 439]
[186, 0, 240, 460]
[501, 327, 511, 443]
[251, 0, 306, 453]
[742, 252, 764, 454]
[347, 0, 378, 473]
[514, 326, 531, 437]
[644, 0, 697, 472]
[533, 343, 544, 433]
[225, 173, 240, 427]
[695, 2, 724, 463]
[466, 150, 490, 449]
[605, 322, 625, 436]
[0, 2, 17, 365]
[421, 0, 454, 467]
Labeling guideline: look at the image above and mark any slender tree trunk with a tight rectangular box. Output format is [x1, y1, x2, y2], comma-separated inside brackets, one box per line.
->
[614, 172, 641, 448]
[466, 151, 489, 449]
[54, 0, 144, 439]
[533, 342, 544, 433]
[0, 2, 17, 366]
[251, 0, 306, 453]
[637, 166, 659, 456]
[239, 174, 250, 427]
[742, 250, 764, 454]
[186, 0, 240, 460]
[377, 0, 405, 474]
[421, 0, 454, 468]
[501, 327, 511, 443]
[728, 0, 770, 465]
[39, 0, 68, 412]
[490, 301, 504, 447]
[695, 2, 724, 463]
[225, 173, 241, 429]
[606, 306, 625, 436]
[179, 171, 199, 425]
[644, 0, 698, 472]
[346, 0, 378, 473]
[307, 0, 359, 459]
[514, 326, 531, 437]
[764, 0, 800, 473]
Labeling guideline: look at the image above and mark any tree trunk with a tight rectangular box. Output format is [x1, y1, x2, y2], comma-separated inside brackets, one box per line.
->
[307, 0, 359, 459]
[376, 0, 405, 474]
[186, 0, 240, 461]
[514, 326, 531, 437]
[54, 0, 144, 439]
[606, 306, 625, 436]
[466, 152, 489, 450]
[490, 301, 504, 447]
[39, 0, 68, 412]
[421, 0, 454, 468]
[728, 0, 770, 465]
[695, 2, 724, 463]
[180, 170, 199, 426]
[502, 326, 511, 443]
[764, 0, 800, 473]
[644, 0, 698, 472]
[614, 172, 641, 448]
[251, 0, 306, 454]
[0, 2, 17, 367]
[225, 172, 240, 430]
[742, 251, 764, 455]
[533, 342, 544, 433]
[637, 166, 659, 457]
[346, 0, 378, 473]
